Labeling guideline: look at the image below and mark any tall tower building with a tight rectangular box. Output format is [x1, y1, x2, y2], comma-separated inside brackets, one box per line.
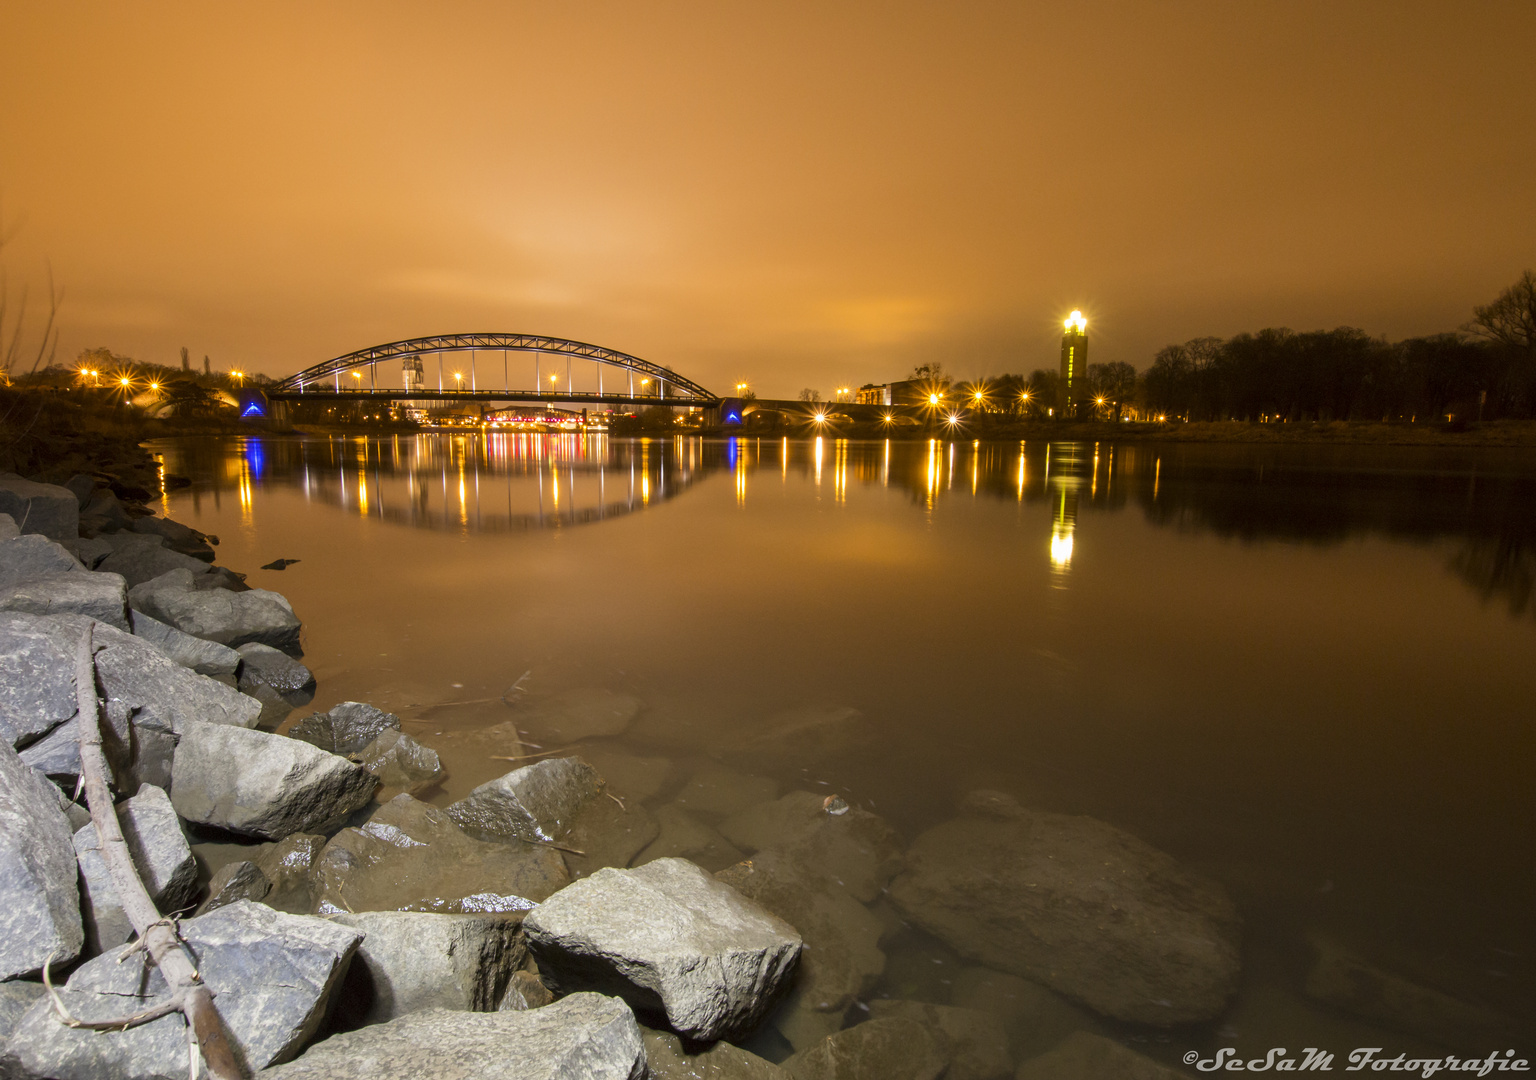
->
[402, 356, 425, 393]
[1059, 310, 1087, 416]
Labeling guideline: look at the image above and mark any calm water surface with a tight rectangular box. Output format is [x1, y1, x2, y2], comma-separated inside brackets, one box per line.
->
[153, 433, 1536, 1058]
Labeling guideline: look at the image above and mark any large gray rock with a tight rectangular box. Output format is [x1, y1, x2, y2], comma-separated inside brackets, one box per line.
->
[129, 568, 302, 654]
[14, 615, 260, 787]
[96, 533, 213, 587]
[170, 721, 379, 839]
[312, 795, 568, 915]
[643, 1026, 791, 1079]
[0, 570, 129, 630]
[358, 728, 443, 789]
[717, 850, 885, 1050]
[0, 612, 77, 749]
[329, 911, 525, 1027]
[887, 805, 1242, 1026]
[720, 791, 904, 904]
[2, 900, 362, 1079]
[73, 785, 197, 952]
[287, 700, 399, 754]
[1013, 1031, 1191, 1080]
[0, 980, 45, 1042]
[128, 609, 241, 676]
[865, 1001, 1012, 1080]
[448, 756, 601, 843]
[525, 857, 802, 1042]
[0, 474, 78, 541]
[781, 1019, 947, 1080]
[0, 533, 85, 585]
[510, 687, 642, 742]
[78, 489, 132, 534]
[260, 993, 647, 1080]
[60, 535, 113, 569]
[0, 742, 82, 979]
[128, 514, 214, 561]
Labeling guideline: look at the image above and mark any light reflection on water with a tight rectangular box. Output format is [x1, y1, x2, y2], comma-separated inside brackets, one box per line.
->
[154, 433, 1536, 1055]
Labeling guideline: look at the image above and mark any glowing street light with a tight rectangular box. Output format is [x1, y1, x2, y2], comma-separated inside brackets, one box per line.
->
[231, 370, 245, 387]
[736, 382, 749, 393]
[813, 412, 828, 424]
[928, 393, 941, 406]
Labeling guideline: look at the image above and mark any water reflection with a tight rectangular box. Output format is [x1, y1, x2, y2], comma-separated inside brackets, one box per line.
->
[156, 434, 1536, 616]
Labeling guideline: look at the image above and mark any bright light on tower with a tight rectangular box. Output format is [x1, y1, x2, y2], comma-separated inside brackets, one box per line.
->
[1065, 310, 1087, 333]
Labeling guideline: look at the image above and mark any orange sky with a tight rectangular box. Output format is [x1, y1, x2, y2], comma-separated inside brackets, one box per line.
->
[2, 1, 1533, 397]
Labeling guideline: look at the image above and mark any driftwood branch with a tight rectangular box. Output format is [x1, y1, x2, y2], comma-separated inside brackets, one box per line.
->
[72, 622, 247, 1079]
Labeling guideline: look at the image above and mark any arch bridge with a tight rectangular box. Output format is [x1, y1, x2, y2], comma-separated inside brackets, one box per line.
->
[268, 334, 718, 407]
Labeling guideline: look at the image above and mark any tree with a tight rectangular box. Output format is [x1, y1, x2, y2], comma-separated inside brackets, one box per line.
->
[797, 388, 821, 402]
[1087, 361, 1137, 421]
[1469, 270, 1536, 356]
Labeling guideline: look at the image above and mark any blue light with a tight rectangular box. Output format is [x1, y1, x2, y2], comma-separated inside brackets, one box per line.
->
[241, 402, 265, 417]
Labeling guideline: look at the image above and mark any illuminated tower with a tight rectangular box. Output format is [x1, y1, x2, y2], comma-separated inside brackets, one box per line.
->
[1059, 310, 1087, 416]
[402, 356, 425, 393]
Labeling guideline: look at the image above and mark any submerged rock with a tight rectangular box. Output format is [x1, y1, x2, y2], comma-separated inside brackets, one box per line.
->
[1303, 934, 1518, 1053]
[720, 791, 904, 904]
[643, 1026, 792, 1079]
[865, 1001, 1012, 1080]
[330, 911, 525, 1027]
[676, 761, 780, 819]
[576, 744, 676, 801]
[948, 965, 1100, 1061]
[525, 857, 803, 1042]
[260, 993, 647, 1080]
[170, 721, 379, 839]
[887, 807, 1242, 1026]
[0, 742, 82, 979]
[358, 728, 444, 789]
[255, 832, 327, 913]
[312, 794, 568, 915]
[73, 784, 197, 952]
[717, 850, 885, 1050]
[448, 755, 602, 843]
[511, 687, 642, 742]
[1012, 1031, 1190, 1080]
[638, 803, 746, 872]
[781, 1018, 947, 1080]
[195, 858, 272, 915]
[0, 474, 78, 541]
[3, 900, 362, 1079]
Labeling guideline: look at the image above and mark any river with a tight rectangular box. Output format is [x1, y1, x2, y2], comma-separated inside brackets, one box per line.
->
[151, 432, 1536, 1060]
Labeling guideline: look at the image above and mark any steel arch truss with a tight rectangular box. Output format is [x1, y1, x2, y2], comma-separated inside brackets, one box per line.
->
[271, 333, 717, 401]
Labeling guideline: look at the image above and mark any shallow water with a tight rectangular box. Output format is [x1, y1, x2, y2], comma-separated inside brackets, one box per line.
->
[153, 432, 1536, 1061]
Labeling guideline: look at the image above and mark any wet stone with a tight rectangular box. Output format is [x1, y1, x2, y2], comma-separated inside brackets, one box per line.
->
[1012, 1031, 1191, 1080]
[781, 1018, 947, 1080]
[511, 687, 643, 742]
[447, 755, 602, 843]
[637, 803, 747, 872]
[312, 794, 568, 915]
[525, 857, 803, 1043]
[195, 858, 272, 915]
[866, 1000, 1012, 1080]
[2, 900, 363, 1079]
[128, 608, 241, 676]
[643, 1026, 793, 1079]
[358, 727, 443, 790]
[719, 790, 904, 904]
[260, 993, 647, 1080]
[949, 965, 1099, 1061]
[97, 534, 213, 588]
[561, 790, 660, 879]
[128, 568, 302, 654]
[255, 832, 327, 913]
[676, 761, 781, 820]
[287, 700, 400, 754]
[575, 744, 676, 801]
[237, 642, 317, 704]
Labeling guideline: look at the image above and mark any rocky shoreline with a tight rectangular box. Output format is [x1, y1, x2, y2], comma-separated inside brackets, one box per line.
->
[0, 469, 1516, 1078]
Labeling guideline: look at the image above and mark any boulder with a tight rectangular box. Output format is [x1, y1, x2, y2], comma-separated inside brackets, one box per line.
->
[287, 700, 399, 754]
[129, 514, 215, 561]
[781, 1019, 947, 1080]
[0, 474, 78, 541]
[62, 474, 98, 506]
[3, 900, 362, 1078]
[312, 794, 568, 915]
[0, 533, 85, 585]
[1303, 934, 1518, 1053]
[717, 850, 885, 1050]
[887, 808, 1242, 1026]
[128, 608, 241, 676]
[237, 642, 316, 704]
[0, 569, 130, 630]
[0, 611, 78, 749]
[97, 533, 214, 587]
[358, 728, 444, 789]
[1013, 1031, 1191, 1080]
[637, 804, 746, 872]
[525, 857, 802, 1042]
[0, 980, 45, 1042]
[866, 1001, 1012, 1080]
[575, 745, 676, 801]
[949, 965, 1099, 1061]
[73, 784, 198, 952]
[511, 687, 642, 742]
[719, 791, 904, 903]
[0, 742, 83, 979]
[447, 755, 600, 843]
[676, 761, 780, 819]
[0, 513, 17, 539]
[499, 969, 555, 1011]
[61, 535, 114, 569]
[329, 911, 525, 1027]
[195, 859, 272, 915]
[561, 791, 659, 880]
[259, 993, 647, 1080]
[78, 488, 132, 534]
[129, 569, 302, 654]
[170, 721, 379, 839]
[255, 833, 327, 913]
[643, 1026, 792, 1079]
